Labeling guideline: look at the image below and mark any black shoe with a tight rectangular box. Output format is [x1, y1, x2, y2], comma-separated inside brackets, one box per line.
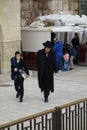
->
[69, 68, 74, 71]
[16, 93, 19, 98]
[44, 97, 48, 103]
[19, 97, 23, 102]
[19, 98, 23, 102]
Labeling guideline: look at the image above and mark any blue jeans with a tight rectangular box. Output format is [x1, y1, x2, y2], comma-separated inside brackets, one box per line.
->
[64, 61, 69, 71]
[56, 56, 62, 71]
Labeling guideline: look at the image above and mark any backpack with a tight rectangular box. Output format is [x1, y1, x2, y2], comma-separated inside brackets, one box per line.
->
[68, 45, 77, 56]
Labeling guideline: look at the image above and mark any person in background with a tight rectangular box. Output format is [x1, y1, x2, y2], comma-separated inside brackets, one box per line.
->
[53, 37, 63, 72]
[71, 33, 80, 49]
[63, 50, 69, 71]
[68, 45, 77, 70]
[71, 33, 80, 63]
[10, 51, 29, 102]
[51, 32, 56, 47]
[37, 41, 57, 103]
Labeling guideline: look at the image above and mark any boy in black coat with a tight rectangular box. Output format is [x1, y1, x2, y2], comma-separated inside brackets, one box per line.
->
[11, 51, 29, 102]
[37, 41, 57, 102]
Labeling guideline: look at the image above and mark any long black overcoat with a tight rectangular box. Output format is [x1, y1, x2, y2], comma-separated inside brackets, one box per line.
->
[37, 49, 57, 93]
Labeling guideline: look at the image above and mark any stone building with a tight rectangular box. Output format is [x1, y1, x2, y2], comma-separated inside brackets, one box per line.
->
[0, 0, 87, 82]
[21, 0, 87, 26]
[21, 0, 79, 26]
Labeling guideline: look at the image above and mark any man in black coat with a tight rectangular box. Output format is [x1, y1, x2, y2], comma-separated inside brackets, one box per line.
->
[37, 41, 57, 102]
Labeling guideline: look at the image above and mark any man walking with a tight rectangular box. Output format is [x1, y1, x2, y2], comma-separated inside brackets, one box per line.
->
[37, 41, 57, 102]
[53, 39, 63, 72]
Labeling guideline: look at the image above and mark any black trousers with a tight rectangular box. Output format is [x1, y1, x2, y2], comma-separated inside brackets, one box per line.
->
[44, 88, 50, 98]
[14, 76, 24, 99]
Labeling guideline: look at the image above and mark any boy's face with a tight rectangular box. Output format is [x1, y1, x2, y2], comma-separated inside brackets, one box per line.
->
[16, 54, 21, 60]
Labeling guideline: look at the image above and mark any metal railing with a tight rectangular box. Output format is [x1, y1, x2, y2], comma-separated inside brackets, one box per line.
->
[56, 98, 87, 130]
[0, 98, 87, 130]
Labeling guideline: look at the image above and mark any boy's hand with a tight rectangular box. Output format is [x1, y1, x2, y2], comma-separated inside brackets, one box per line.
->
[14, 68, 18, 72]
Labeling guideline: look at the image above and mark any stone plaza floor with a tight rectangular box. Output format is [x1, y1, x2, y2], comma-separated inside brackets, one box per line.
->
[0, 66, 87, 125]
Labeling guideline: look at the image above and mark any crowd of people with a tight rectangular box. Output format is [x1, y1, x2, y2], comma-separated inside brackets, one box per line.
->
[10, 32, 79, 103]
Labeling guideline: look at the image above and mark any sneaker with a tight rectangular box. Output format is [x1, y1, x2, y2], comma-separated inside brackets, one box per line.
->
[19, 98, 23, 102]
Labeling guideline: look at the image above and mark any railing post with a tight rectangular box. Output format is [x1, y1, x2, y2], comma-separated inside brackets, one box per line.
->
[52, 107, 62, 130]
[56, 107, 62, 130]
[52, 110, 57, 130]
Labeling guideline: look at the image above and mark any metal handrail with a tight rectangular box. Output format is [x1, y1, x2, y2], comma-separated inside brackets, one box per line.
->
[0, 97, 87, 129]
[57, 97, 87, 109]
[0, 108, 55, 129]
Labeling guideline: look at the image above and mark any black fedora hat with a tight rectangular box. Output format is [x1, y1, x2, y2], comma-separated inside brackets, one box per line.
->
[43, 41, 52, 48]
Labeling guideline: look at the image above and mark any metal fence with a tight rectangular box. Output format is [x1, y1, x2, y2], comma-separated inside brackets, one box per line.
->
[0, 98, 87, 130]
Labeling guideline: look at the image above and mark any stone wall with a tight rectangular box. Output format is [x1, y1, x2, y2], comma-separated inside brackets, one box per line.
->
[0, 0, 21, 75]
[21, 0, 79, 26]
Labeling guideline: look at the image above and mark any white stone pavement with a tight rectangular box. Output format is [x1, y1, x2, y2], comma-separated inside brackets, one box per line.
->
[0, 66, 87, 125]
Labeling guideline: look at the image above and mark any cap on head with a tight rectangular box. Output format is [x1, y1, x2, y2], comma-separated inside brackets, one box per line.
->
[43, 41, 52, 48]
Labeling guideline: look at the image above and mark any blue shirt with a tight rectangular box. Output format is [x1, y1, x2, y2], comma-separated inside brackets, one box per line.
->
[53, 41, 63, 58]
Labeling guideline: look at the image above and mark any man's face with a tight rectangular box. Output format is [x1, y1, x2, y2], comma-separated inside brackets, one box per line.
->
[75, 34, 79, 38]
[45, 47, 51, 53]
[16, 54, 21, 60]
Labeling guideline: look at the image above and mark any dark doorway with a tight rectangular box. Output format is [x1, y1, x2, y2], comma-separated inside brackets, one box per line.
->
[79, 0, 87, 16]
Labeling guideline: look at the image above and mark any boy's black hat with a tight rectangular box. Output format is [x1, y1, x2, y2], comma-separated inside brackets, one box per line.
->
[43, 41, 52, 48]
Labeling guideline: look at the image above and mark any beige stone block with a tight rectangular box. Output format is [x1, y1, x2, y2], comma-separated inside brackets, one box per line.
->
[58, 1, 63, 11]
[29, 1, 34, 10]
[0, 0, 21, 42]
[48, 1, 59, 12]
[62, 0, 68, 10]
[24, 11, 32, 18]
[38, 0, 48, 10]
[33, 1, 38, 9]
[74, 3, 79, 11]
[71, 2, 74, 9]
[48, 0, 69, 13]
[22, 2, 29, 10]
[21, 1, 33, 10]
[1, 41, 21, 74]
